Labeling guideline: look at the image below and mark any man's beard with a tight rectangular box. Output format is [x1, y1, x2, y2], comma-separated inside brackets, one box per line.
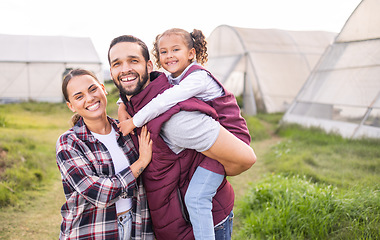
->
[117, 68, 149, 97]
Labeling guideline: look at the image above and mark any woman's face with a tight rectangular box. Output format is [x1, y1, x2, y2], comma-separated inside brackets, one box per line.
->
[66, 74, 108, 121]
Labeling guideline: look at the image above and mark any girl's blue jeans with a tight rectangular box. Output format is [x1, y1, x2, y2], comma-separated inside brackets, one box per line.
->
[185, 166, 226, 240]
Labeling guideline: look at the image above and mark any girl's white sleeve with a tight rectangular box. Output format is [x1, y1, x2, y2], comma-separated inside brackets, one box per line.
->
[133, 71, 209, 127]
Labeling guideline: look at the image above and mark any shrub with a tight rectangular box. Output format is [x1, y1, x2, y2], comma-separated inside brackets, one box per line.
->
[234, 174, 380, 239]
[235, 174, 339, 239]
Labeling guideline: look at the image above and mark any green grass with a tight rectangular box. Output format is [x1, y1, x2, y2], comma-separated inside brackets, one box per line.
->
[265, 124, 380, 188]
[0, 102, 72, 207]
[234, 174, 380, 239]
[234, 121, 380, 239]
[244, 112, 283, 141]
[245, 116, 270, 141]
[104, 81, 121, 118]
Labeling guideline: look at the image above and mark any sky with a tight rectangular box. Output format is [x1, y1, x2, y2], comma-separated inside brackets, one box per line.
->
[0, 0, 362, 68]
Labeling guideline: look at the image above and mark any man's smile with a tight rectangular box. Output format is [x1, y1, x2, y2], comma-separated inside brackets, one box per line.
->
[121, 75, 137, 82]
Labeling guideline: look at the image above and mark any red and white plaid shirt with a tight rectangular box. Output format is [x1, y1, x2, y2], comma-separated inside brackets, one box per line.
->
[56, 117, 153, 240]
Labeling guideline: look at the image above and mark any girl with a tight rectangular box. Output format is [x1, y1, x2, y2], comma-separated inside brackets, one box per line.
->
[117, 28, 253, 240]
[56, 69, 154, 240]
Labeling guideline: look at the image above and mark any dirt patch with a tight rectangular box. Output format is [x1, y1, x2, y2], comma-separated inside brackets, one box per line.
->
[229, 136, 282, 200]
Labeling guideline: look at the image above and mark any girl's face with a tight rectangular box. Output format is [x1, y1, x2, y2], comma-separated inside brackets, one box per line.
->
[66, 74, 108, 121]
[158, 34, 195, 78]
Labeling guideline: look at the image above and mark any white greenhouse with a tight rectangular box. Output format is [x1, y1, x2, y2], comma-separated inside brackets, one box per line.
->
[206, 25, 336, 115]
[282, 0, 380, 139]
[0, 34, 103, 103]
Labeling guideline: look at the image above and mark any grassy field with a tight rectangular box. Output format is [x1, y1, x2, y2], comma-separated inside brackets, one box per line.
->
[0, 102, 71, 239]
[0, 85, 379, 239]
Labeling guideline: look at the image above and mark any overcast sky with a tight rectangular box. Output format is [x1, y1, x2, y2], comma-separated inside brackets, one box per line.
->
[0, 0, 362, 67]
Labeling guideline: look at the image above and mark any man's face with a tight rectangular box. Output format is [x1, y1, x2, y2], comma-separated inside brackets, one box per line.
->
[109, 42, 153, 99]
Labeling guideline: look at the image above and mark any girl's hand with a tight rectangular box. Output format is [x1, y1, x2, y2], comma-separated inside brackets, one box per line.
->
[118, 118, 136, 136]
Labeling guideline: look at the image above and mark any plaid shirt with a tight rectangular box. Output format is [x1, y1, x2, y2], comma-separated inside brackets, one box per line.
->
[56, 117, 154, 240]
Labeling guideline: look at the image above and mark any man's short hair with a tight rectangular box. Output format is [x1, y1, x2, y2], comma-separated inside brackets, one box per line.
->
[108, 35, 150, 64]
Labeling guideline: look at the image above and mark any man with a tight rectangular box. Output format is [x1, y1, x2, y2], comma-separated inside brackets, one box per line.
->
[108, 35, 256, 240]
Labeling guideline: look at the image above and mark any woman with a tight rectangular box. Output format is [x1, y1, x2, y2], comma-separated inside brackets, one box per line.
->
[56, 69, 154, 240]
